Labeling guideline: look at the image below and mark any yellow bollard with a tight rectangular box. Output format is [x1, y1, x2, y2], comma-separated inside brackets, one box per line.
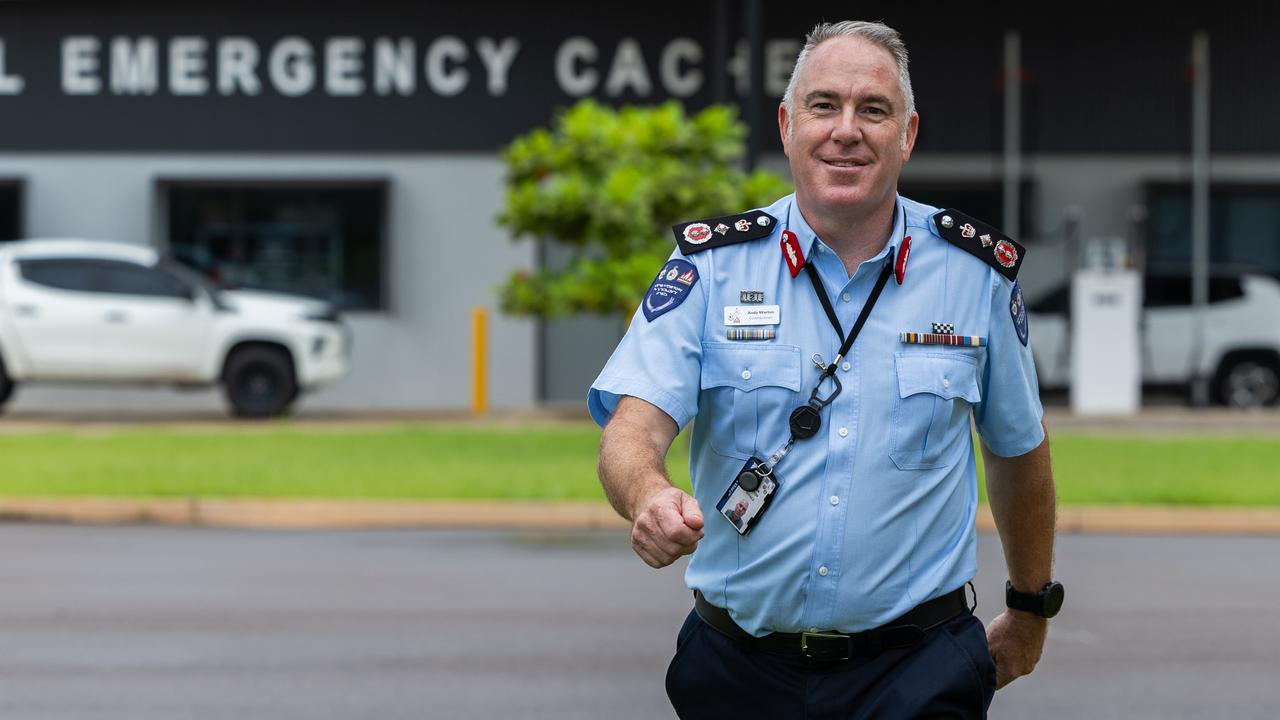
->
[472, 306, 487, 415]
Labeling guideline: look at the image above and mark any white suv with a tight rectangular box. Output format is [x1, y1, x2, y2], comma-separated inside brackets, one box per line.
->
[0, 239, 350, 417]
[1029, 270, 1280, 407]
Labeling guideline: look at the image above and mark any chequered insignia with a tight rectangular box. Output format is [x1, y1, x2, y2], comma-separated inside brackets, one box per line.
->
[931, 322, 955, 335]
[930, 208, 1026, 281]
[673, 211, 778, 256]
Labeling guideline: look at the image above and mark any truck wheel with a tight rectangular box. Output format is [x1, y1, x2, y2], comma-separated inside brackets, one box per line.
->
[223, 347, 298, 418]
[1214, 357, 1280, 408]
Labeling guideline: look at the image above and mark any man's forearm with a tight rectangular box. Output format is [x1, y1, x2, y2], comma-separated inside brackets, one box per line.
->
[597, 399, 680, 521]
[982, 424, 1056, 592]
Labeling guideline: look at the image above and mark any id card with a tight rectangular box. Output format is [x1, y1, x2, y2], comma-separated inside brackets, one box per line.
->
[716, 456, 780, 536]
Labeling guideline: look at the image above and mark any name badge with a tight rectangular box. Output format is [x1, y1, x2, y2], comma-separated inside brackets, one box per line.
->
[724, 304, 780, 326]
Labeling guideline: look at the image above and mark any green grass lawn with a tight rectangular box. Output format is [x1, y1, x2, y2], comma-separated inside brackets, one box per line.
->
[0, 423, 1276, 506]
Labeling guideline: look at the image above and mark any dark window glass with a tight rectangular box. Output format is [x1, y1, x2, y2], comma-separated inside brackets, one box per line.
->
[165, 183, 386, 310]
[0, 183, 19, 241]
[1143, 275, 1245, 307]
[1146, 184, 1280, 280]
[94, 260, 191, 299]
[1143, 276, 1191, 308]
[18, 259, 96, 292]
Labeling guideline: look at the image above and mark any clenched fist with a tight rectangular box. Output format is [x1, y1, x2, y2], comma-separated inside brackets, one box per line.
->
[630, 487, 705, 568]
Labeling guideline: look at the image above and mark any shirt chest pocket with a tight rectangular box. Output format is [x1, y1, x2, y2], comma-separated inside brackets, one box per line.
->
[700, 343, 803, 459]
[890, 352, 982, 471]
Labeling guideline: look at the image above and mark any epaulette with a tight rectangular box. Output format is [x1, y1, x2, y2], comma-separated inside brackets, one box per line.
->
[929, 209, 1025, 281]
[672, 210, 777, 256]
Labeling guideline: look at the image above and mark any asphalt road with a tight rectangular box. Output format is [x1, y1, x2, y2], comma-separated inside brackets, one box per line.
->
[0, 525, 1277, 719]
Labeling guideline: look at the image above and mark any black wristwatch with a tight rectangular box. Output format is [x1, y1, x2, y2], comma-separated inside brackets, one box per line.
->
[1005, 580, 1065, 618]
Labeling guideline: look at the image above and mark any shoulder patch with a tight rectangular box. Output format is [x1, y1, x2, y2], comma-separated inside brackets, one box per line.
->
[930, 209, 1026, 281]
[672, 211, 776, 256]
[1010, 280, 1029, 346]
[642, 259, 698, 322]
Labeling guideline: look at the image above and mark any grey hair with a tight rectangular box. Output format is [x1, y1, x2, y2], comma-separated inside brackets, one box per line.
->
[782, 20, 915, 148]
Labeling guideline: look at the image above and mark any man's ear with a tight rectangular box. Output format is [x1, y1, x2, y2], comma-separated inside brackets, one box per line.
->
[778, 102, 791, 157]
[901, 111, 919, 160]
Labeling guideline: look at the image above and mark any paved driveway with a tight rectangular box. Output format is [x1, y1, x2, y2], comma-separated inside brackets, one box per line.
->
[0, 525, 1276, 719]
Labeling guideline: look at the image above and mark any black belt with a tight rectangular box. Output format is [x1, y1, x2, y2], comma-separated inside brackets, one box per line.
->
[693, 586, 970, 662]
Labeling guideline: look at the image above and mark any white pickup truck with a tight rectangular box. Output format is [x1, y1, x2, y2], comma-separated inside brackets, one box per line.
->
[0, 239, 350, 417]
[1028, 269, 1280, 407]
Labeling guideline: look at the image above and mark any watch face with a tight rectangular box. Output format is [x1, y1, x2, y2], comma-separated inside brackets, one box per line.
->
[1043, 582, 1065, 618]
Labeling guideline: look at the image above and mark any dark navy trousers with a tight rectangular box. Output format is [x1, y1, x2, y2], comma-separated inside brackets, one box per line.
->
[665, 609, 997, 719]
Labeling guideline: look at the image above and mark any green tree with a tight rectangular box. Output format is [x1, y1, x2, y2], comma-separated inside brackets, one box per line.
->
[497, 100, 792, 318]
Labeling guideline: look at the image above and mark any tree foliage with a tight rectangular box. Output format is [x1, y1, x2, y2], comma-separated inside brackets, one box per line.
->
[497, 100, 792, 317]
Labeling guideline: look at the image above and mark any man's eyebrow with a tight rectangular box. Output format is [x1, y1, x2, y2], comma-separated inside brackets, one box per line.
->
[802, 90, 840, 104]
[802, 90, 896, 110]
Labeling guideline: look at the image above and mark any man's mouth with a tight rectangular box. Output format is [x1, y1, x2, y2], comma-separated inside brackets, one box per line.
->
[822, 159, 869, 168]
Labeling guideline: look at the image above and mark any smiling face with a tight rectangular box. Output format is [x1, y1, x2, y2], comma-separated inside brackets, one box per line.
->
[779, 35, 918, 224]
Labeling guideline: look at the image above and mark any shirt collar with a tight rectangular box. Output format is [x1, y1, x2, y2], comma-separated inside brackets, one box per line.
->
[785, 193, 905, 268]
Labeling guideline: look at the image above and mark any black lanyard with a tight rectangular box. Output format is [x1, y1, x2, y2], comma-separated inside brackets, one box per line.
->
[787, 256, 894, 440]
[745, 236, 897, 487]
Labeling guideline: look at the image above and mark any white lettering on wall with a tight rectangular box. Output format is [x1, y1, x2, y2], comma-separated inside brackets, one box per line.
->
[425, 36, 468, 96]
[555, 37, 597, 96]
[373, 37, 415, 96]
[269, 36, 315, 97]
[0, 40, 26, 95]
[475, 37, 519, 97]
[62, 36, 101, 95]
[169, 36, 209, 95]
[604, 38, 651, 97]
[326, 37, 365, 96]
[659, 38, 702, 98]
[765, 39, 800, 97]
[110, 36, 157, 95]
[218, 38, 261, 95]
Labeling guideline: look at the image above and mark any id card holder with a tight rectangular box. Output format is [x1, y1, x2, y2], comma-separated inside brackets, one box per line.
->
[716, 456, 781, 536]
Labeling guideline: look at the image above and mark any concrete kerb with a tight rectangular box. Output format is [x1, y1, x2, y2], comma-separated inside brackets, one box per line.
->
[3, 497, 1280, 535]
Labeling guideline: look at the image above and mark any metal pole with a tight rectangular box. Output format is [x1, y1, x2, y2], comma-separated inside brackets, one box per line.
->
[745, 0, 763, 171]
[1189, 32, 1211, 406]
[712, 0, 730, 104]
[1003, 31, 1022, 237]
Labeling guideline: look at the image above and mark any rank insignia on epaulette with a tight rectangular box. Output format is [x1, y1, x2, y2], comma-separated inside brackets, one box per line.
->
[673, 211, 777, 255]
[932, 209, 1026, 281]
[900, 331, 985, 347]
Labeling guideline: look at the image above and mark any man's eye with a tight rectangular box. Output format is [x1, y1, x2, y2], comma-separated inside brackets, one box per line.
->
[812, 102, 836, 111]
[863, 107, 886, 116]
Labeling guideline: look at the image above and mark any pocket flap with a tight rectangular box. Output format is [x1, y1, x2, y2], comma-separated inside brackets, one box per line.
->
[701, 342, 802, 392]
[894, 352, 981, 403]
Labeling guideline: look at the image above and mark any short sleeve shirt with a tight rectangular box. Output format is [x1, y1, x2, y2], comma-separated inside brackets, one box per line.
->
[588, 193, 1044, 636]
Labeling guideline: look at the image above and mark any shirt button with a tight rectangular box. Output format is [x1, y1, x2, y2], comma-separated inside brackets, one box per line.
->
[841, 292, 851, 302]
[838, 427, 848, 437]
[841, 361, 851, 371]
[741, 370, 751, 380]
[829, 496, 839, 506]
[818, 566, 829, 577]
[942, 378, 951, 388]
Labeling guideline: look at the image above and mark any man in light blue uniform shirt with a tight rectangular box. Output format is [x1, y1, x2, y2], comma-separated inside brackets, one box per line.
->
[591, 20, 1059, 719]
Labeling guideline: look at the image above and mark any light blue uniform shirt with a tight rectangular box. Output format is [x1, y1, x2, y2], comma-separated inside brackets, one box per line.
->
[589, 193, 1044, 636]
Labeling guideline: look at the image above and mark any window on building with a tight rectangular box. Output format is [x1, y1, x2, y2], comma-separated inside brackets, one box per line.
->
[897, 180, 1035, 239]
[1146, 183, 1280, 280]
[0, 181, 22, 241]
[162, 181, 387, 310]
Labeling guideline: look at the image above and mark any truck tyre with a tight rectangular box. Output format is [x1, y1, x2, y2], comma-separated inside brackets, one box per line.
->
[1214, 355, 1280, 408]
[223, 346, 298, 418]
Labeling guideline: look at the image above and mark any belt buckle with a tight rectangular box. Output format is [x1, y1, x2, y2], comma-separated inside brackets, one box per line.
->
[800, 631, 851, 661]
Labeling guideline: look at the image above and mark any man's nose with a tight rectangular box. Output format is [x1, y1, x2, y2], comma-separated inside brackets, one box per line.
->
[830, 108, 863, 145]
